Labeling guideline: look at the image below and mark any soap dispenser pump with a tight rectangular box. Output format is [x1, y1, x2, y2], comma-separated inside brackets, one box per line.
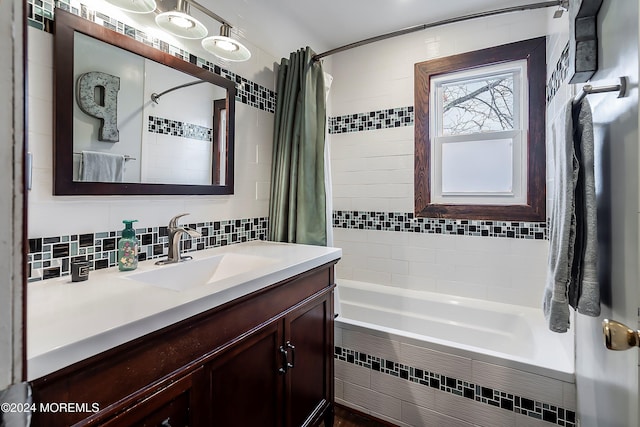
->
[118, 220, 139, 271]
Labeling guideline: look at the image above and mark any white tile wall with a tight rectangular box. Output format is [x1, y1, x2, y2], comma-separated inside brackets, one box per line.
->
[371, 370, 435, 407]
[433, 390, 515, 426]
[342, 329, 401, 362]
[401, 401, 475, 427]
[343, 382, 403, 421]
[335, 228, 549, 308]
[27, 26, 274, 238]
[335, 359, 370, 388]
[401, 342, 473, 383]
[516, 413, 560, 427]
[329, 8, 552, 308]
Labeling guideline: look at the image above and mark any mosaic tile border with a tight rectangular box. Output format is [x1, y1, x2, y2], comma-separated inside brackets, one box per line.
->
[327, 47, 567, 134]
[27, 217, 268, 282]
[333, 210, 547, 240]
[328, 107, 414, 134]
[26, 0, 276, 114]
[148, 116, 212, 142]
[336, 346, 576, 427]
[546, 42, 570, 103]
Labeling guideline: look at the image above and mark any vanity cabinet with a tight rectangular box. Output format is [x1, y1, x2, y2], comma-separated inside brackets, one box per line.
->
[30, 262, 336, 427]
[209, 294, 333, 427]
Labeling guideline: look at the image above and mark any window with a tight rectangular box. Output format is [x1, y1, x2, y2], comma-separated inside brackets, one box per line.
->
[414, 37, 546, 221]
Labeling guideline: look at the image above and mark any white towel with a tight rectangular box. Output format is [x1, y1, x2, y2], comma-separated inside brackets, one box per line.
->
[569, 99, 600, 316]
[543, 98, 600, 333]
[80, 150, 124, 182]
[543, 101, 577, 333]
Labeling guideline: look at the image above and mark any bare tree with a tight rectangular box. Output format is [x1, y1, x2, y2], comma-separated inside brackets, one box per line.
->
[442, 76, 514, 136]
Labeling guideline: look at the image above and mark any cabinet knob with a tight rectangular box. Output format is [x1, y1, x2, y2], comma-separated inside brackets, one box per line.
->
[161, 417, 172, 427]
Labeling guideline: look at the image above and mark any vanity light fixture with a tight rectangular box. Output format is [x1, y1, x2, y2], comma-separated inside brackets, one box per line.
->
[155, 0, 207, 39]
[201, 24, 251, 62]
[104, 0, 157, 14]
[105, 0, 251, 61]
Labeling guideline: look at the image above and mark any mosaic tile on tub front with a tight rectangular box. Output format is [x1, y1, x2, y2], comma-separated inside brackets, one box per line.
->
[336, 346, 576, 427]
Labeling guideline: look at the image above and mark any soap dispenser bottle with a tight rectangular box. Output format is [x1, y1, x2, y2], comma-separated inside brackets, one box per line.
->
[118, 220, 139, 271]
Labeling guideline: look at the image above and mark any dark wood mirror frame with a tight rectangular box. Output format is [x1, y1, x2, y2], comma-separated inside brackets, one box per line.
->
[53, 8, 236, 195]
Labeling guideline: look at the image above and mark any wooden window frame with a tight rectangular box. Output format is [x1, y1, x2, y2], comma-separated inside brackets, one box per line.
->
[414, 37, 546, 221]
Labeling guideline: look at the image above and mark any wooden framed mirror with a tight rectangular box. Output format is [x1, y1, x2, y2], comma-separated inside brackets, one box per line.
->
[53, 8, 236, 195]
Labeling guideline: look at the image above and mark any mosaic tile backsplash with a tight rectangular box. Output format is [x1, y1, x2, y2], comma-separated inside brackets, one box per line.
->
[27, 0, 276, 114]
[29, 209, 547, 282]
[28, 217, 268, 282]
[336, 346, 576, 427]
[547, 42, 570, 103]
[333, 210, 548, 240]
[148, 116, 213, 142]
[329, 107, 414, 134]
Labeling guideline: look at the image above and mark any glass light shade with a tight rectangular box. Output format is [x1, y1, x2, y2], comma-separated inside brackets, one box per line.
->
[104, 0, 157, 13]
[202, 35, 251, 61]
[155, 11, 208, 39]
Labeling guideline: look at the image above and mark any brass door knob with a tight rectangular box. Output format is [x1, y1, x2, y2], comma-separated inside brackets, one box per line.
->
[603, 319, 640, 350]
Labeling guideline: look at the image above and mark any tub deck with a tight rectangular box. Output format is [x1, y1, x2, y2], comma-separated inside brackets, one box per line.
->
[336, 279, 574, 382]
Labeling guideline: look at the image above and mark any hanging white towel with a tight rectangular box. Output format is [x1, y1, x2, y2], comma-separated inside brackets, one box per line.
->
[80, 150, 125, 182]
[543, 98, 600, 333]
[569, 99, 600, 317]
[543, 101, 577, 333]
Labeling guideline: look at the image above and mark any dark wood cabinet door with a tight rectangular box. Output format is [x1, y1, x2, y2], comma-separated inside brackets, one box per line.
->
[208, 320, 284, 427]
[98, 367, 207, 427]
[285, 294, 333, 427]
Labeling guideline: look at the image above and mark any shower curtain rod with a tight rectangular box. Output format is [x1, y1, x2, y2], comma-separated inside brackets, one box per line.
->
[313, 0, 565, 61]
[150, 80, 205, 104]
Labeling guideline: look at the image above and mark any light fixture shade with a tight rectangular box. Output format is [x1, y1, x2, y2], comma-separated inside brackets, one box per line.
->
[201, 25, 251, 61]
[104, 0, 157, 13]
[155, 11, 208, 38]
[155, 0, 208, 39]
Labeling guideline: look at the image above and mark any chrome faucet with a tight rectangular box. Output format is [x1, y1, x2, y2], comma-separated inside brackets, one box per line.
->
[156, 213, 202, 265]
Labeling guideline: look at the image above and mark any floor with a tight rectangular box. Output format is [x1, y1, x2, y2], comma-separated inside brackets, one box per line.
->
[333, 406, 391, 427]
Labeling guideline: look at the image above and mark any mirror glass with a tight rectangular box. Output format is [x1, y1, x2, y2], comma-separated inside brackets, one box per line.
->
[54, 9, 236, 195]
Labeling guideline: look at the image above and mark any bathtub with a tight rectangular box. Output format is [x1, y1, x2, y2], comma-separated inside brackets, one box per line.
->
[334, 279, 576, 427]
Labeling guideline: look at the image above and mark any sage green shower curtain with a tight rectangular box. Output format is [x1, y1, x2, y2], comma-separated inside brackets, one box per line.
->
[268, 47, 327, 246]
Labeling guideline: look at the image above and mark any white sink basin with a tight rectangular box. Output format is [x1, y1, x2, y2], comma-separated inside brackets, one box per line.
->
[125, 253, 277, 291]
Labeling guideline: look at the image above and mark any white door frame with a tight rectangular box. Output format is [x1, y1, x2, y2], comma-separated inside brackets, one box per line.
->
[0, 0, 26, 390]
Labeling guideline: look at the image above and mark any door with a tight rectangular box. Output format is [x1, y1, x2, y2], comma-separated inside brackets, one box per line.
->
[285, 294, 333, 427]
[0, 0, 26, 394]
[573, 1, 639, 426]
[209, 320, 283, 427]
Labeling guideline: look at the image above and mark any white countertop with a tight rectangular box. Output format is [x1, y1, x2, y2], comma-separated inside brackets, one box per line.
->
[27, 240, 341, 380]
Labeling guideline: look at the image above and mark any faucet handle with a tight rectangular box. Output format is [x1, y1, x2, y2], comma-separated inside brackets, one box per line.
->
[168, 213, 190, 229]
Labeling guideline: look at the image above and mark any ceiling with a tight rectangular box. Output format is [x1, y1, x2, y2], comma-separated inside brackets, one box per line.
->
[189, 0, 560, 58]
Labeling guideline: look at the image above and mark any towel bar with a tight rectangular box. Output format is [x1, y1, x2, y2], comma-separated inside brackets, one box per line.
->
[573, 76, 628, 106]
[74, 152, 136, 161]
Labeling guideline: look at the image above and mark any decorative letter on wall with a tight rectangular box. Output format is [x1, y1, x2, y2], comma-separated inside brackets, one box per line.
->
[568, 0, 604, 83]
[76, 71, 120, 142]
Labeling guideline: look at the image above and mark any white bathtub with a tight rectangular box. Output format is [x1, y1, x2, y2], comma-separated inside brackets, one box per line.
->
[336, 279, 574, 381]
[334, 279, 576, 426]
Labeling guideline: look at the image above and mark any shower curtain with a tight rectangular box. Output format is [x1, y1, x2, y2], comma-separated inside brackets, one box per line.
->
[268, 47, 327, 246]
